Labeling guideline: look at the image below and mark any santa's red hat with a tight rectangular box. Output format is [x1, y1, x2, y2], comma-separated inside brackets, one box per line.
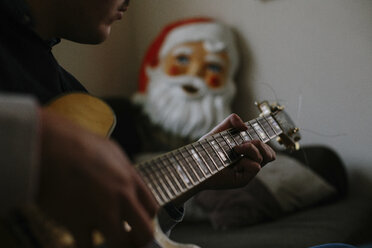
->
[137, 17, 239, 94]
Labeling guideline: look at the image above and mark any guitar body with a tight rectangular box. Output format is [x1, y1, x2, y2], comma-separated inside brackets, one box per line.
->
[154, 218, 200, 248]
[45, 93, 116, 138]
[23, 93, 197, 248]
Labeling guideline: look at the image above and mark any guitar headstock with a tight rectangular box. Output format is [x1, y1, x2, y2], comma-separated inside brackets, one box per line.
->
[256, 101, 301, 152]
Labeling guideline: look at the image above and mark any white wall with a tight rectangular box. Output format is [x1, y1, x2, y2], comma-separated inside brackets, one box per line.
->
[54, 0, 372, 188]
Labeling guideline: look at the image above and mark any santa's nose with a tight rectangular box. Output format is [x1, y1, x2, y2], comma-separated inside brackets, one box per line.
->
[188, 62, 204, 78]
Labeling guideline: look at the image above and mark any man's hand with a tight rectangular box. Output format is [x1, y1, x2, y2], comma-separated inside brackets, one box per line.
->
[37, 109, 158, 247]
[172, 114, 276, 207]
[200, 114, 276, 190]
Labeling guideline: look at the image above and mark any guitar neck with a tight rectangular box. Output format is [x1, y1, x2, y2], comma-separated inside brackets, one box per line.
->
[135, 114, 283, 206]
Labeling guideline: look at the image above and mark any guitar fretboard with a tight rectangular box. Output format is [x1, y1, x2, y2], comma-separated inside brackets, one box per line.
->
[135, 114, 283, 206]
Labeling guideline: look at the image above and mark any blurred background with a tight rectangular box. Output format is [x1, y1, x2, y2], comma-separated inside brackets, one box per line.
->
[53, 0, 372, 193]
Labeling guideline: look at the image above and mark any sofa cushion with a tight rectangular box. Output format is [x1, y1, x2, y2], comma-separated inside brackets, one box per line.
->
[186, 153, 338, 229]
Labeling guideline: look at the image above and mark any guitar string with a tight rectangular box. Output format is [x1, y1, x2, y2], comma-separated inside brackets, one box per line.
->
[137, 117, 279, 177]
[137, 119, 268, 170]
[137, 135, 240, 190]
[138, 137, 262, 200]
[138, 129, 246, 174]
[139, 142, 283, 200]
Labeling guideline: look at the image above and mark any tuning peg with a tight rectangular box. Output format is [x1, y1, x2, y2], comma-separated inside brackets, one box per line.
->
[288, 127, 300, 135]
[256, 101, 272, 116]
[269, 102, 285, 112]
[275, 105, 285, 111]
[295, 142, 300, 150]
[276, 137, 283, 145]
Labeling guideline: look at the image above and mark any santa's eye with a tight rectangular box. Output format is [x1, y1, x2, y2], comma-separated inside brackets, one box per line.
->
[176, 55, 190, 65]
[207, 63, 223, 73]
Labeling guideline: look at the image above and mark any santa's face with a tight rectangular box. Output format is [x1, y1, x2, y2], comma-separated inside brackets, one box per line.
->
[161, 41, 230, 97]
[142, 41, 236, 140]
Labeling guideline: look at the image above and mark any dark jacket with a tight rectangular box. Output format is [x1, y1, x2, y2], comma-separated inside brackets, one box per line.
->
[0, 0, 87, 105]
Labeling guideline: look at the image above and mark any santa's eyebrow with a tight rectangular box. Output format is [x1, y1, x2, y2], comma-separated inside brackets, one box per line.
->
[172, 46, 194, 56]
[205, 54, 226, 66]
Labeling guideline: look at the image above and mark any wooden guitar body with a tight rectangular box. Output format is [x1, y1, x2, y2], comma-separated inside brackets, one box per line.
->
[25, 93, 198, 248]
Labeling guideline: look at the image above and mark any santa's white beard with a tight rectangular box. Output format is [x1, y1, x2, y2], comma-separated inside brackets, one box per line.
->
[141, 67, 236, 140]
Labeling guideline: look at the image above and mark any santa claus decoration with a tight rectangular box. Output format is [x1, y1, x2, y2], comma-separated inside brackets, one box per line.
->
[133, 17, 239, 141]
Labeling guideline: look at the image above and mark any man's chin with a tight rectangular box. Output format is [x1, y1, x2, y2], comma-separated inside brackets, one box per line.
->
[65, 26, 111, 44]
[87, 26, 111, 44]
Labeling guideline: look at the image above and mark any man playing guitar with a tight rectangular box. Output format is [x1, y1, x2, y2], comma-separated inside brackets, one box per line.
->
[0, 0, 276, 247]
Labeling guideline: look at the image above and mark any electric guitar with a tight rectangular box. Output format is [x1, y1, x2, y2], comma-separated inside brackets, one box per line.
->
[21, 92, 301, 248]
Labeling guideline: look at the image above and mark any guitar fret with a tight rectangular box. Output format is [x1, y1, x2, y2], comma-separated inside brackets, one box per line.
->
[219, 133, 239, 161]
[151, 161, 175, 199]
[160, 157, 187, 192]
[243, 125, 254, 140]
[186, 147, 209, 178]
[219, 133, 232, 150]
[147, 184, 163, 205]
[196, 142, 218, 173]
[237, 131, 246, 144]
[250, 120, 269, 142]
[190, 143, 212, 176]
[246, 123, 260, 140]
[230, 129, 244, 145]
[166, 154, 192, 188]
[260, 117, 276, 138]
[153, 158, 179, 197]
[240, 130, 251, 142]
[263, 116, 277, 136]
[143, 162, 169, 203]
[137, 164, 164, 205]
[185, 146, 209, 178]
[214, 135, 230, 154]
[199, 141, 220, 172]
[211, 136, 231, 164]
[226, 130, 239, 146]
[145, 162, 172, 202]
[137, 164, 160, 199]
[204, 139, 225, 169]
[179, 148, 204, 182]
[266, 115, 282, 135]
[257, 117, 271, 140]
[172, 152, 197, 186]
[248, 121, 263, 142]
[156, 158, 181, 196]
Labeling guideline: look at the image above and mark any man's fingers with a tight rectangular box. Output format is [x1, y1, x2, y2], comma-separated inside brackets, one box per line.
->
[134, 174, 159, 218]
[234, 142, 263, 164]
[200, 114, 247, 139]
[234, 140, 276, 167]
[120, 193, 155, 247]
[69, 226, 94, 248]
[101, 219, 131, 248]
[98, 207, 136, 248]
[109, 144, 159, 217]
[250, 140, 276, 166]
[234, 160, 261, 181]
